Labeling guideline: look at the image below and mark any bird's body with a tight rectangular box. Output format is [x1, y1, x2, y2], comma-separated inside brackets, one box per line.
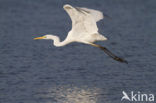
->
[34, 4, 128, 63]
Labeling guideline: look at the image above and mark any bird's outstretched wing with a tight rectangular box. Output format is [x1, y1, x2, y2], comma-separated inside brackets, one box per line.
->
[63, 4, 102, 35]
[90, 43, 128, 64]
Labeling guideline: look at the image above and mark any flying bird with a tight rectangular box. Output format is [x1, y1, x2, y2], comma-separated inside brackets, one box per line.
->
[34, 4, 128, 63]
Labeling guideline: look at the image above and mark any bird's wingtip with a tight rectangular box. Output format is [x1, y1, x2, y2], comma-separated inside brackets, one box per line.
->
[63, 4, 72, 9]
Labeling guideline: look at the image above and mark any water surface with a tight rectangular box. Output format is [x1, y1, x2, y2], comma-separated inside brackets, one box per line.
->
[0, 0, 156, 103]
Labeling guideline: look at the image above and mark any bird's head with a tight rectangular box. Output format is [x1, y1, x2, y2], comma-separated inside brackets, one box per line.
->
[34, 35, 55, 40]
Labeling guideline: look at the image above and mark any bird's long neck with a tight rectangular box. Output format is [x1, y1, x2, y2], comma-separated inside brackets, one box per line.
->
[51, 35, 70, 47]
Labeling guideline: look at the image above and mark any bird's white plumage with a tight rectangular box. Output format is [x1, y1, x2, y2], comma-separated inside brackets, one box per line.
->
[77, 7, 104, 22]
[63, 4, 107, 44]
[34, 4, 128, 64]
[34, 4, 107, 46]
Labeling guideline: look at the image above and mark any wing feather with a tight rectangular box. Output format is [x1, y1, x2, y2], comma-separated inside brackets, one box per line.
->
[76, 7, 104, 22]
[64, 4, 102, 37]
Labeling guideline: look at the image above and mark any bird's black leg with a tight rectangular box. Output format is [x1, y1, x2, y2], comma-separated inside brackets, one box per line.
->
[90, 43, 128, 64]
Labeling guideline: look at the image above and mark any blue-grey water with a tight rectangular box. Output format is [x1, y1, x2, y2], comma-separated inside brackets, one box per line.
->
[0, 0, 156, 103]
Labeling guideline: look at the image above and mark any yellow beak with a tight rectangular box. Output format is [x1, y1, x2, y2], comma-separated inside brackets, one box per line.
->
[34, 36, 45, 40]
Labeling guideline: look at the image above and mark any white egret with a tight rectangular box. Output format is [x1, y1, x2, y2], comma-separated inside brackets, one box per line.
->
[34, 4, 128, 63]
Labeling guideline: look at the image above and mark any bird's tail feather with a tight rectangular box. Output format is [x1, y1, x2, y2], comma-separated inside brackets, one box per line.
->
[89, 43, 128, 64]
[93, 33, 107, 41]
